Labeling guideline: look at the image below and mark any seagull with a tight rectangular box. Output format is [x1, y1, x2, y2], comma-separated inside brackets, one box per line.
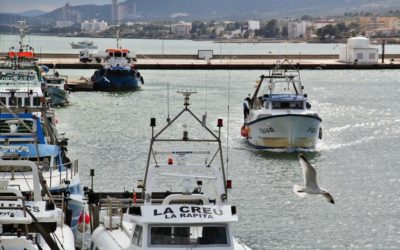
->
[293, 154, 335, 204]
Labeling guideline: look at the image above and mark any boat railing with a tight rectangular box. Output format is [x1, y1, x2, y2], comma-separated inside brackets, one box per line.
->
[48, 159, 78, 188]
[105, 196, 124, 231]
[49, 193, 65, 226]
[5, 159, 79, 189]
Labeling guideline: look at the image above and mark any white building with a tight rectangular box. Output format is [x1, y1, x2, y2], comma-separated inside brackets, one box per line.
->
[81, 20, 108, 33]
[339, 37, 379, 64]
[171, 21, 192, 36]
[288, 21, 309, 39]
[312, 19, 336, 30]
[248, 20, 260, 30]
[56, 20, 74, 28]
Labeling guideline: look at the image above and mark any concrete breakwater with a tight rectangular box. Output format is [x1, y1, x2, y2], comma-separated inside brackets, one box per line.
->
[1, 53, 399, 70]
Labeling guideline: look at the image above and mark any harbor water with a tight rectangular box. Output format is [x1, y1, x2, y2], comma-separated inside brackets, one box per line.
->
[54, 69, 400, 249]
[1, 34, 400, 55]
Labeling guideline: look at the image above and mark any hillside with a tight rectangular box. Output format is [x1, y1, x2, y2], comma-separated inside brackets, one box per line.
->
[1, 0, 399, 25]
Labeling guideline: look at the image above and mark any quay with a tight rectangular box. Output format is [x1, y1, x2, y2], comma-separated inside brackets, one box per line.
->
[1, 53, 400, 70]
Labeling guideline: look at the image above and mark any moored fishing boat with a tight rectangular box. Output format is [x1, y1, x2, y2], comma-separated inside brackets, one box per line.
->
[0, 87, 85, 239]
[88, 90, 251, 249]
[0, 160, 75, 250]
[42, 69, 70, 106]
[1, 21, 69, 106]
[241, 59, 322, 151]
[91, 30, 143, 91]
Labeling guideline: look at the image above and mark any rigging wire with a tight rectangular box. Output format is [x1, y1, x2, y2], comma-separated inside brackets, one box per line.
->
[167, 82, 170, 123]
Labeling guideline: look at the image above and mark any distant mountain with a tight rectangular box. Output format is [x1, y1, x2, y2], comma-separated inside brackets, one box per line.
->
[1, 0, 399, 27]
[101, 0, 400, 19]
[18, 9, 47, 17]
[41, 4, 111, 21]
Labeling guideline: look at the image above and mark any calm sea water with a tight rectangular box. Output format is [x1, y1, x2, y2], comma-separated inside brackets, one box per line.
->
[1, 34, 400, 55]
[52, 68, 400, 249]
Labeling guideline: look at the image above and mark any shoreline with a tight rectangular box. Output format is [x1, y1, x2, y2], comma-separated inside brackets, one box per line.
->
[1, 32, 399, 45]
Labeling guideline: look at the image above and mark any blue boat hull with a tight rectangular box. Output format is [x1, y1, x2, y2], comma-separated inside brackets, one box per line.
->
[92, 68, 143, 91]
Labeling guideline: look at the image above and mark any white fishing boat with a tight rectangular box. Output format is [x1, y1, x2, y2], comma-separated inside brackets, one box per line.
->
[42, 70, 70, 106]
[0, 87, 85, 240]
[0, 160, 75, 250]
[241, 59, 322, 151]
[0, 21, 69, 107]
[89, 90, 251, 249]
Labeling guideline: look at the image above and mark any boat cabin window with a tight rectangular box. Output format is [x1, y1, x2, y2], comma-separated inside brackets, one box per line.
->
[149, 225, 229, 246]
[114, 51, 122, 57]
[272, 101, 303, 109]
[33, 97, 41, 106]
[25, 97, 30, 106]
[0, 97, 6, 105]
[132, 225, 143, 246]
[122, 52, 127, 57]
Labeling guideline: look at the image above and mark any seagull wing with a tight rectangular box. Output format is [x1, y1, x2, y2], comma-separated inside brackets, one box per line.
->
[323, 192, 335, 204]
[293, 184, 307, 198]
[298, 154, 319, 190]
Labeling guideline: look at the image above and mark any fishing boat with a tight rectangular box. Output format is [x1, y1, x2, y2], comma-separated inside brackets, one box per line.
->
[0, 160, 75, 250]
[88, 90, 251, 249]
[241, 59, 322, 151]
[42, 69, 70, 106]
[91, 30, 143, 91]
[70, 40, 98, 49]
[1, 21, 69, 107]
[0, 87, 85, 238]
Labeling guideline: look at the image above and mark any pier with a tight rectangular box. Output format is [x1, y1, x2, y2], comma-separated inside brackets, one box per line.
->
[1, 53, 400, 70]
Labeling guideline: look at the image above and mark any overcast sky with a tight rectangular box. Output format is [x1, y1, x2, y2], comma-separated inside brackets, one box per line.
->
[0, 0, 110, 12]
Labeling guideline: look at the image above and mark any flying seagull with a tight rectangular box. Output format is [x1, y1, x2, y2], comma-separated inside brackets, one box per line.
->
[293, 154, 335, 204]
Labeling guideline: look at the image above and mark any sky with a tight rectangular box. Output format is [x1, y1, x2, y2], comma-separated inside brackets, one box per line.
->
[0, 0, 110, 13]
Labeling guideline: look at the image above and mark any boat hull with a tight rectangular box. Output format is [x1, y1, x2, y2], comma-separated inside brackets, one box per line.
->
[245, 114, 322, 151]
[92, 68, 143, 91]
[47, 86, 69, 106]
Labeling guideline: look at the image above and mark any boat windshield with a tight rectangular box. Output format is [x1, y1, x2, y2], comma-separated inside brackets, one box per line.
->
[272, 101, 303, 109]
[149, 224, 229, 246]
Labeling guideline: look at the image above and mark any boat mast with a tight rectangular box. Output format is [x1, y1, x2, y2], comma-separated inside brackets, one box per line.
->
[116, 29, 120, 49]
[17, 21, 27, 52]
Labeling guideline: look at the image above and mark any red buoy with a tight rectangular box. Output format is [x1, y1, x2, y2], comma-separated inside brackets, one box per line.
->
[241, 125, 249, 137]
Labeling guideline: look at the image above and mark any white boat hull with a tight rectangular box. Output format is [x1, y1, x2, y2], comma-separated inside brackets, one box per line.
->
[246, 114, 321, 150]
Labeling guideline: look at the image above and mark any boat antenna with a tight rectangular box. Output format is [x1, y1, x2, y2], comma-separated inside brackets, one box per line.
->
[166, 82, 170, 123]
[116, 27, 120, 49]
[202, 71, 208, 126]
[17, 21, 27, 52]
[226, 66, 231, 177]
